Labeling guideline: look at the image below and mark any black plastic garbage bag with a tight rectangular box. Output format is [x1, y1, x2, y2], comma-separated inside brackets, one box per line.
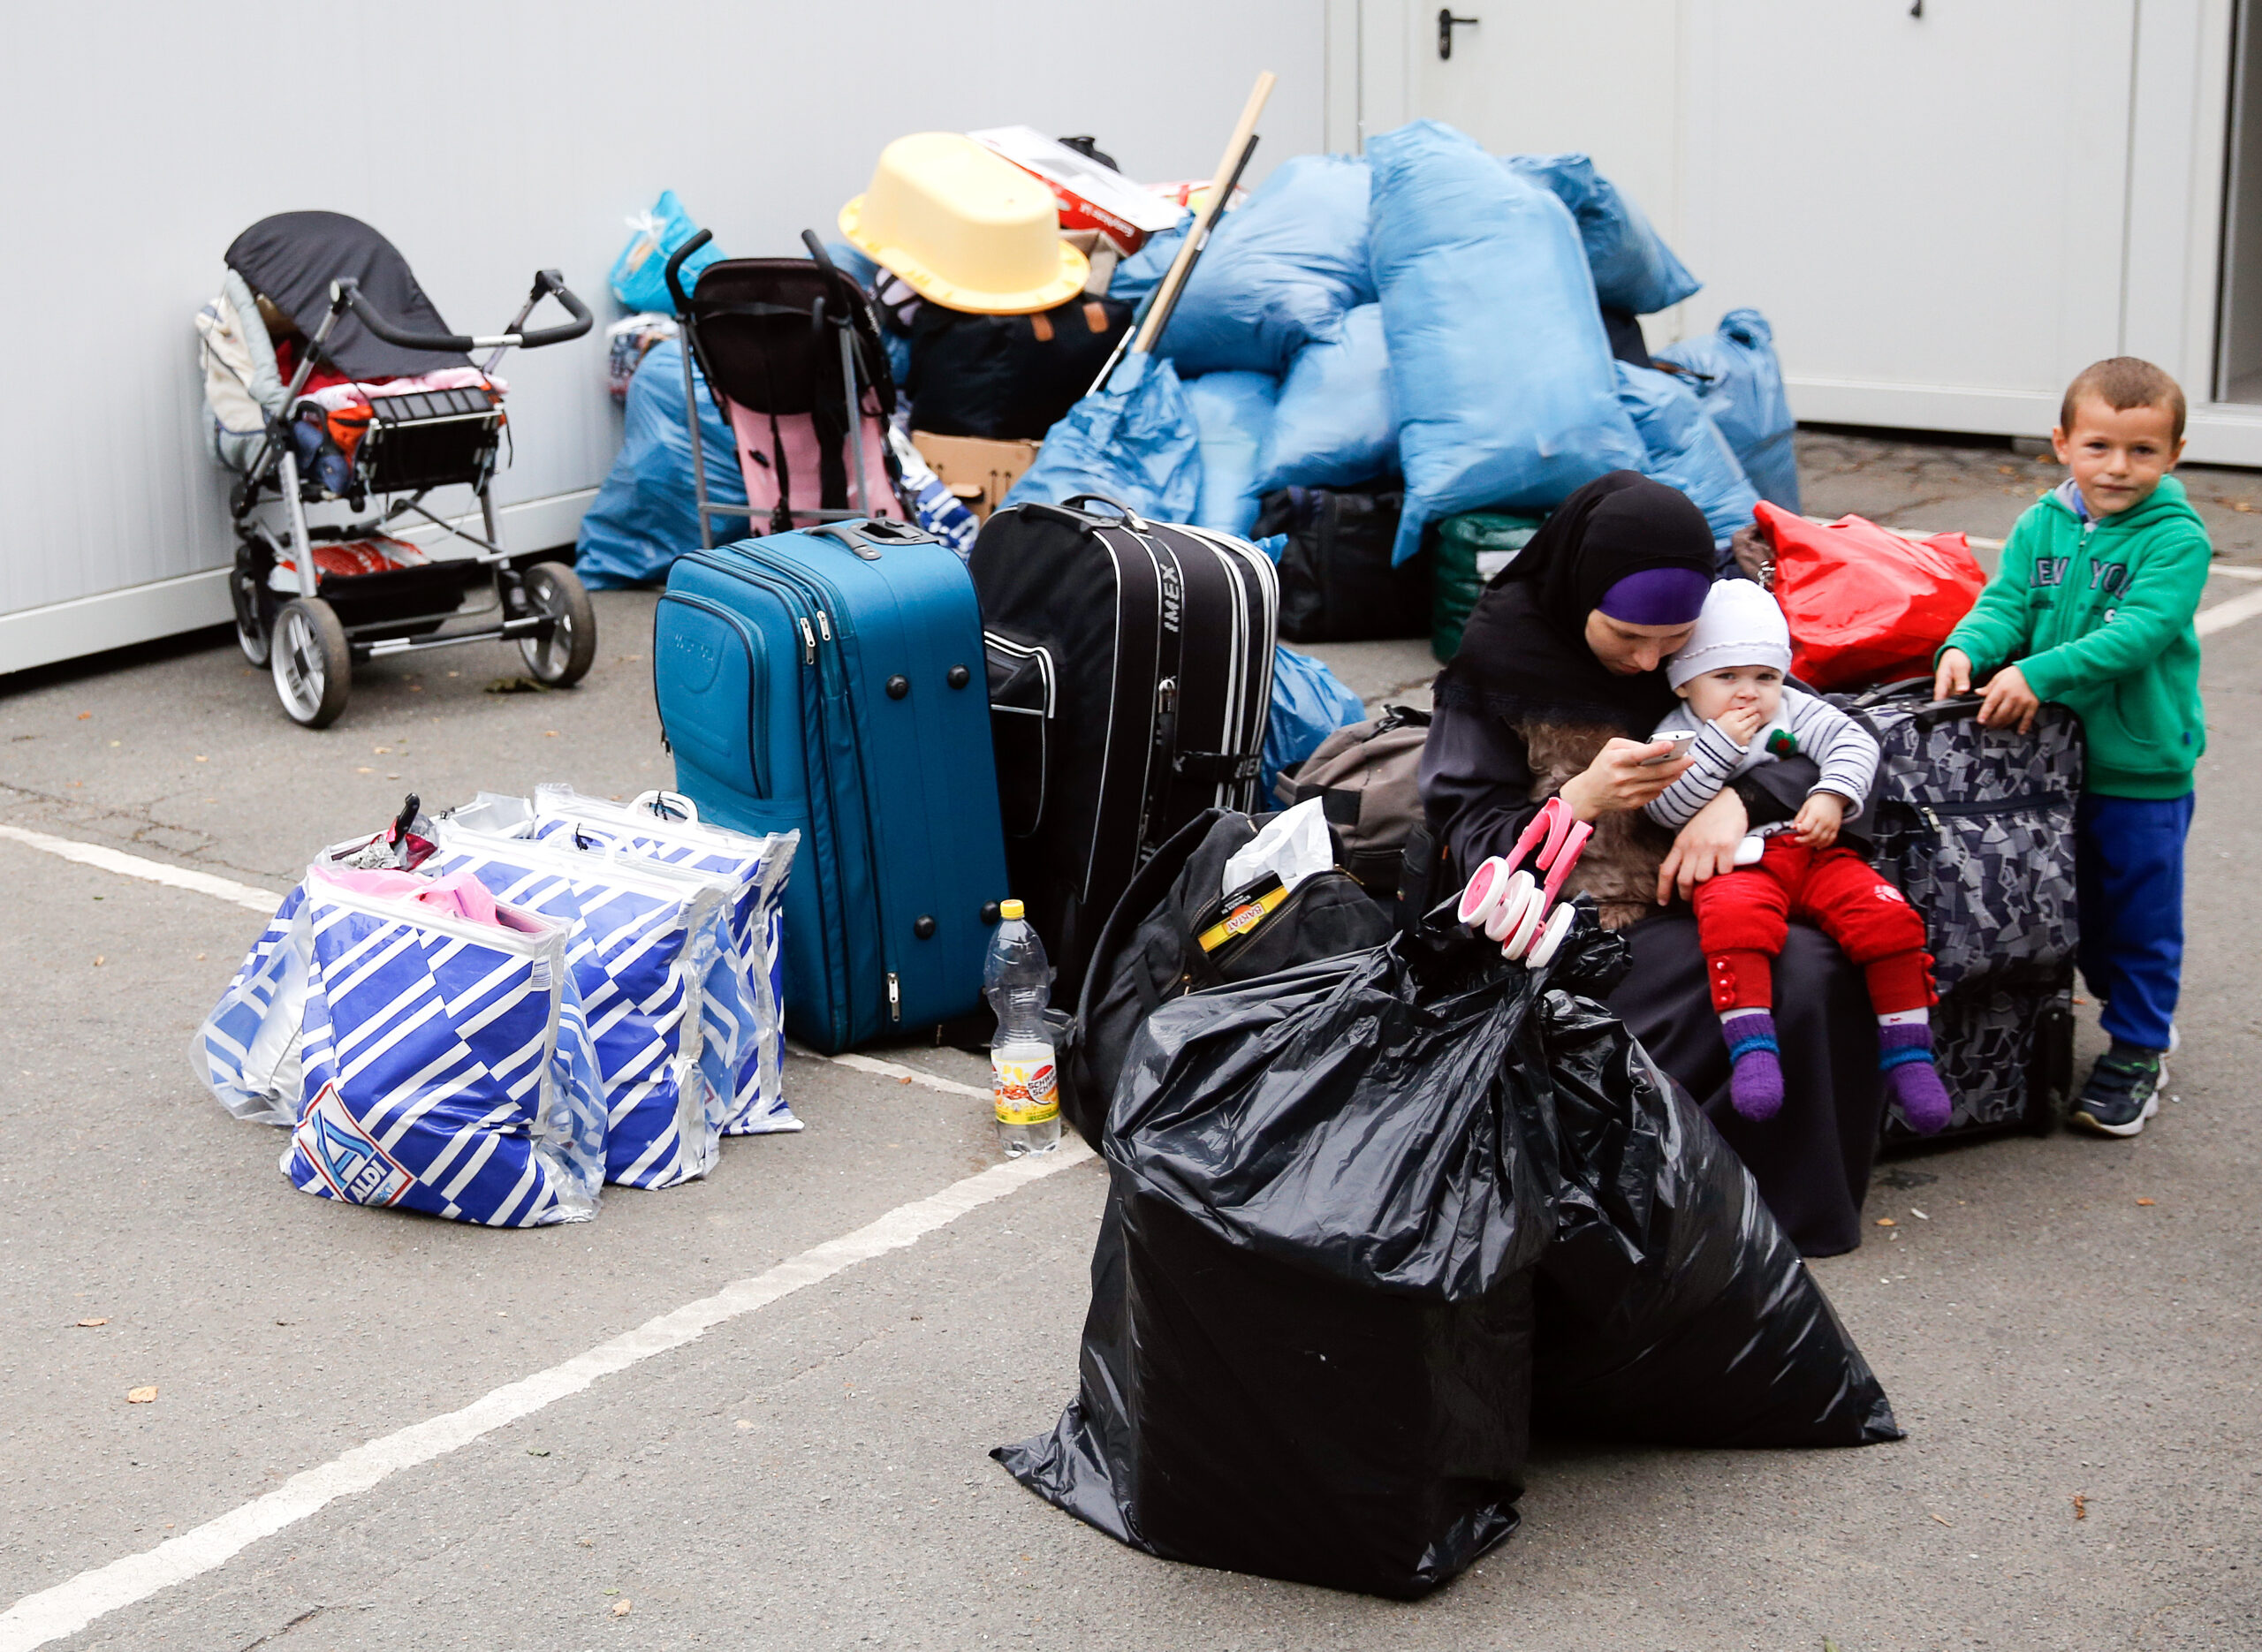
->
[1530, 979, 1904, 1448]
[998, 928, 1561, 1599]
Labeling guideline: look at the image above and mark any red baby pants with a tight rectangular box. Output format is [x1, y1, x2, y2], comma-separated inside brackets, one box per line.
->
[1691, 837, 1933, 1015]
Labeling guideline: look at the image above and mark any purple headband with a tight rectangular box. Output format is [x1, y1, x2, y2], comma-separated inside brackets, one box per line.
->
[1597, 566, 1711, 626]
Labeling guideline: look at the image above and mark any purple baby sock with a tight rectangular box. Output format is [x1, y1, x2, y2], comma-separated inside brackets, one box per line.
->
[1879, 1022, 1953, 1133]
[1722, 1011, 1784, 1123]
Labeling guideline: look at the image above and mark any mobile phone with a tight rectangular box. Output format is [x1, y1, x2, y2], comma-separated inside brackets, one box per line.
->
[1639, 729, 1701, 766]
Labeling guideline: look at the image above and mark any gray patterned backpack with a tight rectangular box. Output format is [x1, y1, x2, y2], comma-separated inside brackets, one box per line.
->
[1834, 681, 2083, 1140]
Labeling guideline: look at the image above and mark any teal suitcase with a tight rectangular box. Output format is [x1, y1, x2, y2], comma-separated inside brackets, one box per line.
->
[654, 518, 1011, 1051]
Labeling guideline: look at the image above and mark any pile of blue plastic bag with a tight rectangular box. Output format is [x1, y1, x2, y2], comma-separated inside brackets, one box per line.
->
[578, 127, 1795, 581]
[1013, 119, 1797, 558]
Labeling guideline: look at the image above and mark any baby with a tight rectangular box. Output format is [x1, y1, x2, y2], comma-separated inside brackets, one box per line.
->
[1646, 580, 1950, 1133]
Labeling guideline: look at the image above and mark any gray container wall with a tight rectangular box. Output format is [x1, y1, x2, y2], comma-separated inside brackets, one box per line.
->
[0, 2, 1323, 674]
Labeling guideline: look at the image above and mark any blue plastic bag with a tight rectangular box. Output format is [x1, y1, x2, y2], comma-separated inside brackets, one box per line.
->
[576, 340, 748, 589]
[1503, 155, 1700, 317]
[1106, 208, 1192, 309]
[1615, 362, 1759, 547]
[611, 191, 724, 314]
[1185, 370, 1279, 535]
[1003, 352, 1202, 524]
[1262, 644, 1369, 798]
[1372, 122, 1644, 565]
[1152, 156, 1376, 376]
[1652, 309, 1800, 512]
[1254, 303, 1397, 494]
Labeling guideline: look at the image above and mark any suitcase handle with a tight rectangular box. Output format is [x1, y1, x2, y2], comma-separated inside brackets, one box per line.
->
[1019, 501, 1102, 532]
[1848, 678, 1987, 727]
[1060, 493, 1145, 528]
[807, 518, 938, 561]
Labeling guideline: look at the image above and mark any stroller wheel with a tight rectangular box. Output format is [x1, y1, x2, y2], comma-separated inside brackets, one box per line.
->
[232, 567, 270, 666]
[271, 598, 351, 728]
[518, 562, 596, 687]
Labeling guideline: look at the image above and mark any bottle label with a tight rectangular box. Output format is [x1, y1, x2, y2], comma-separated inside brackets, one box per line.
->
[993, 1048, 1059, 1127]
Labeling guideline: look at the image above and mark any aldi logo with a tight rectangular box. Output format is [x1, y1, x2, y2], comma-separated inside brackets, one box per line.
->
[296, 1082, 414, 1206]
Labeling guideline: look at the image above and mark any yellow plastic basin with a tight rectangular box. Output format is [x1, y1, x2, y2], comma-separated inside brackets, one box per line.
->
[840, 133, 1088, 316]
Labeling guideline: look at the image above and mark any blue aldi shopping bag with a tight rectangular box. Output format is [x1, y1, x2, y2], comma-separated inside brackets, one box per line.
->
[527, 788, 799, 1137]
[199, 868, 606, 1226]
[432, 824, 740, 1189]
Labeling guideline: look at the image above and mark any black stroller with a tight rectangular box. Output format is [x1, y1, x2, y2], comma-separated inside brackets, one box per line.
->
[204, 212, 595, 727]
[661, 227, 904, 547]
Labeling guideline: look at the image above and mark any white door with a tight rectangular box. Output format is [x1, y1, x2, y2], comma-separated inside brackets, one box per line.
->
[1407, 0, 1686, 254]
[1379, 1, 2137, 435]
[1681, 0, 2135, 433]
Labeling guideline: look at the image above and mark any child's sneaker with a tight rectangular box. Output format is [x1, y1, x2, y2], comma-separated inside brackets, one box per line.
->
[2068, 1041, 2167, 1137]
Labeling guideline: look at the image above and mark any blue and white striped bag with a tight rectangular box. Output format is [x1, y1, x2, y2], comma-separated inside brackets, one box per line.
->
[199, 867, 606, 1227]
[431, 824, 733, 1189]
[201, 882, 315, 1128]
[527, 787, 799, 1136]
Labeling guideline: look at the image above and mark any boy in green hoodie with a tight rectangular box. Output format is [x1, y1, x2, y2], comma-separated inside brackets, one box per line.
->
[1935, 357, 2209, 1138]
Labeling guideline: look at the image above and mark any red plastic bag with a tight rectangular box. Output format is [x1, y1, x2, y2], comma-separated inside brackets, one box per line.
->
[1756, 501, 1985, 690]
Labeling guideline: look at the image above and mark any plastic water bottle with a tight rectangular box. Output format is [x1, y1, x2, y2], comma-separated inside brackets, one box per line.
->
[984, 899, 1060, 1156]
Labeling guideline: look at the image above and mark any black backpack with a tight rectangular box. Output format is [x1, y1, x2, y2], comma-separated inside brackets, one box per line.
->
[902, 296, 1132, 441]
[1061, 809, 1395, 1145]
[1250, 485, 1430, 643]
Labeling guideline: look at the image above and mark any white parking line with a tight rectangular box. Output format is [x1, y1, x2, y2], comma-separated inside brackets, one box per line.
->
[0, 1136, 1093, 1651]
[814, 1048, 994, 1100]
[2197, 586, 2262, 637]
[0, 824, 283, 912]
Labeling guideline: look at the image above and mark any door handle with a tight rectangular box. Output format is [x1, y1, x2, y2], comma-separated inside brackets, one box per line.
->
[1438, 9, 1478, 59]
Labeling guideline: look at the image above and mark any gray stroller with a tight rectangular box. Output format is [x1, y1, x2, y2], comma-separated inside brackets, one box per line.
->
[200, 211, 594, 727]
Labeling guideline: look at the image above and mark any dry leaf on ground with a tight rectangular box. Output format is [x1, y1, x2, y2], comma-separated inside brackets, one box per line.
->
[2136, 1197, 2156, 1207]
[612, 1600, 632, 1618]
[76, 1317, 107, 1328]
[125, 1385, 157, 1404]
[2073, 1494, 2088, 1519]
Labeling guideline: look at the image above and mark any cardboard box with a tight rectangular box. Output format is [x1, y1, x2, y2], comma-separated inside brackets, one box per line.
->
[968, 126, 1181, 254]
[910, 432, 1042, 520]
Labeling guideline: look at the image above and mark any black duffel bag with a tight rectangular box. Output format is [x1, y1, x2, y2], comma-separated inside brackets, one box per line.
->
[902, 295, 1132, 441]
[1251, 484, 1431, 642]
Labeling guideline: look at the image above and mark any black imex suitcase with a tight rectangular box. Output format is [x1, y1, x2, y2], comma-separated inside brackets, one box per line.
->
[1838, 680, 2084, 1141]
[971, 495, 1278, 1000]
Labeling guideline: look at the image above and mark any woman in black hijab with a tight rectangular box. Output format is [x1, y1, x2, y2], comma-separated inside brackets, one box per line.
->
[1419, 472, 1886, 1256]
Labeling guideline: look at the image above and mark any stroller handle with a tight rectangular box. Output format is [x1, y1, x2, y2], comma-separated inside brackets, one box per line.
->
[330, 273, 592, 355]
[664, 228, 714, 316]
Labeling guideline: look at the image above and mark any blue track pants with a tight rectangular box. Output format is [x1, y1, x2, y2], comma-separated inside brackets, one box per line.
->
[2076, 791, 2194, 1051]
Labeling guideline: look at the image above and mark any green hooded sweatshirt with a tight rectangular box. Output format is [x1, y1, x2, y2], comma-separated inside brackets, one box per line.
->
[1939, 474, 2209, 799]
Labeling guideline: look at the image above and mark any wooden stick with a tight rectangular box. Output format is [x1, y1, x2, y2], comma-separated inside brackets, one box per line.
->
[1131, 70, 1276, 356]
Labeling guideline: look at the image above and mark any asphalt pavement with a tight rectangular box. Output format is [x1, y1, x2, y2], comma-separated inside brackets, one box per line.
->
[0, 434, 2257, 1649]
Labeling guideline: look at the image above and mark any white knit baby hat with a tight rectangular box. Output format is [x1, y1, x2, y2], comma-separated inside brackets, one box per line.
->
[1666, 578, 1792, 690]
